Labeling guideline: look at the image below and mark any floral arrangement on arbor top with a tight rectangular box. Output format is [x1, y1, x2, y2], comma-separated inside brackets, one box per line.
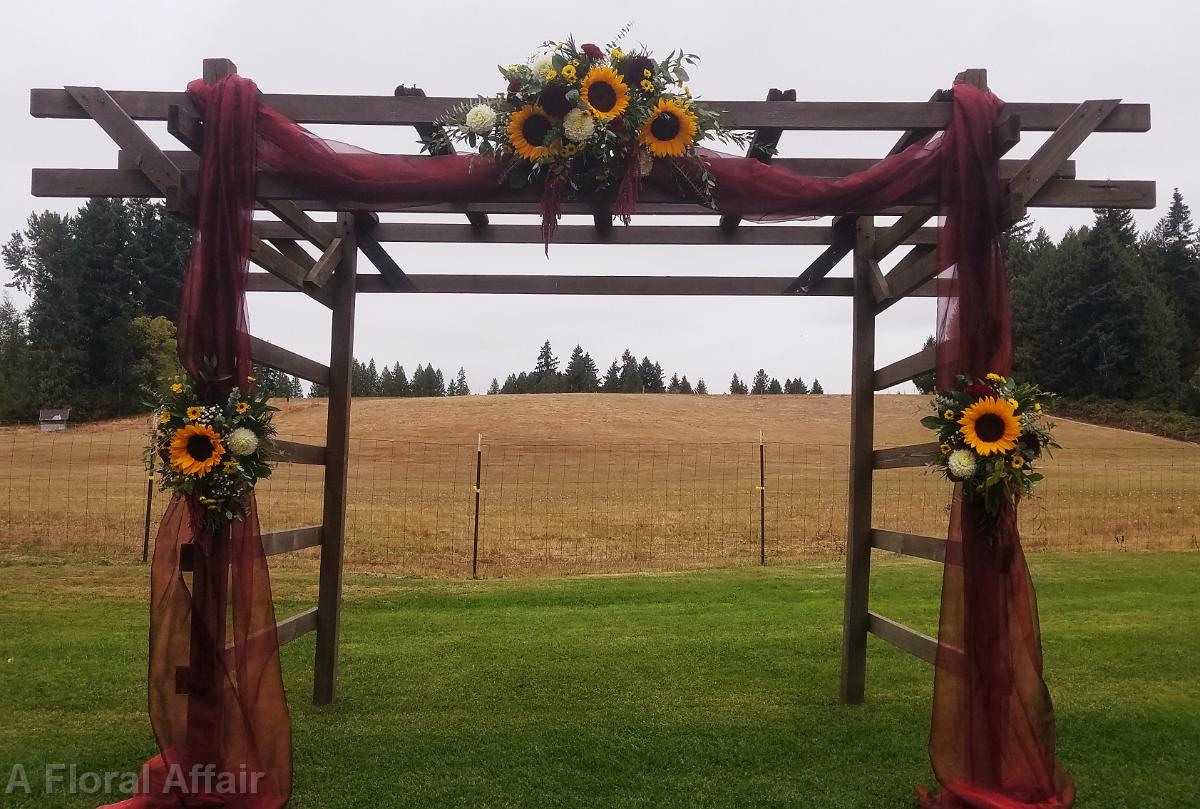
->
[148, 376, 277, 531]
[922, 373, 1058, 521]
[428, 33, 752, 240]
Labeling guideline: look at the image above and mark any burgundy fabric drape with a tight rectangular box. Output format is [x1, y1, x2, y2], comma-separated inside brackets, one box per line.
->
[119, 73, 1069, 809]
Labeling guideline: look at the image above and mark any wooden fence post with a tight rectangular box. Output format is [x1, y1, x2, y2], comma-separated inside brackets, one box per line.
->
[313, 211, 357, 705]
[840, 217, 876, 704]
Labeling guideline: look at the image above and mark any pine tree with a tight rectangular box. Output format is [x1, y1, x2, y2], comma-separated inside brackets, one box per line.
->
[394, 363, 411, 397]
[810, 379, 824, 395]
[433, 368, 446, 396]
[1093, 207, 1138, 247]
[602, 360, 621, 392]
[0, 294, 36, 421]
[379, 364, 394, 395]
[678, 375, 693, 394]
[534, 340, 559, 378]
[619, 349, 642, 392]
[1142, 188, 1200, 383]
[488, 378, 500, 395]
[667, 372, 681, 393]
[767, 378, 783, 394]
[309, 382, 329, 397]
[365, 359, 380, 395]
[638, 357, 665, 392]
[695, 378, 708, 395]
[729, 373, 748, 395]
[912, 336, 937, 394]
[750, 369, 770, 395]
[453, 367, 470, 396]
[446, 376, 459, 397]
[563, 345, 600, 392]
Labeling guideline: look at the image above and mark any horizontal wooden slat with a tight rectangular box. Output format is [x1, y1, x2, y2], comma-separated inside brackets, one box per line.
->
[874, 344, 936, 390]
[873, 441, 939, 469]
[250, 335, 330, 385]
[246, 272, 938, 297]
[122, 149, 1078, 181]
[252, 221, 941, 246]
[870, 528, 947, 563]
[32, 169, 1155, 212]
[276, 607, 319, 646]
[867, 611, 938, 664]
[261, 525, 322, 557]
[270, 439, 327, 465]
[32, 89, 1151, 131]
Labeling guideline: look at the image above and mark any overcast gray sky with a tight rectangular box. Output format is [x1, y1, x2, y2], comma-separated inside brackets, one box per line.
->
[2, 1, 1193, 394]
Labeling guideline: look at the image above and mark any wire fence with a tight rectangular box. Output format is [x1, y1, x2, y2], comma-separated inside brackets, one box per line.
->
[1, 425, 1198, 576]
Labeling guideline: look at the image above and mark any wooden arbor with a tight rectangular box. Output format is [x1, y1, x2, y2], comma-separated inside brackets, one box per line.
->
[29, 61, 1152, 705]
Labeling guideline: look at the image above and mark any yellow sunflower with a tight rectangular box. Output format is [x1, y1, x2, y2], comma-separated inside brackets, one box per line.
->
[640, 98, 698, 158]
[235, 401, 250, 414]
[507, 105, 559, 162]
[168, 423, 226, 477]
[186, 406, 202, 421]
[958, 397, 1021, 456]
[580, 65, 630, 120]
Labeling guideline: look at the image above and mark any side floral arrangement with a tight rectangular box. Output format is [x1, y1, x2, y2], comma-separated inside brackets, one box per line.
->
[428, 32, 752, 241]
[922, 373, 1058, 521]
[148, 376, 277, 531]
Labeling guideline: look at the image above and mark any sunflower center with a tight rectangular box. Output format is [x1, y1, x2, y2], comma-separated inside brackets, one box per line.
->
[587, 82, 617, 113]
[186, 434, 215, 461]
[521, 113, 552, 147]
[973, 413, 1007, 443]
[650, 111, 681, 141]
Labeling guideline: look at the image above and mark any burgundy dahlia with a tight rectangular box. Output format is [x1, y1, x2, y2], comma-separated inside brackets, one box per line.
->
[1019, 432, 1042, 458]
[538, 81, 573, 118]
[507, 77, 524, 94]
[581, 43, 604, 60]
[620, 54, 656, 86]
[965, 383, 994, 398]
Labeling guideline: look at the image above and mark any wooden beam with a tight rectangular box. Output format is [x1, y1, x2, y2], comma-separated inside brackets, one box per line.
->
[1006, 99, 1124, 222]
[30, 89, 1153, 131]
[840, 217, 876, 705]
[37, 169, 1151, 212]
[873, 343, 936, 390]
[873, 442, 939, 470]
[870, 529, 947, 563]
[269, 439, 327, 466]
[245, 272, 935, 297]
[276, 607, 319, 647]
[314, 212, 357, 706]
[167, 103, 203, 152]
[866, 257, 891, 304]
[877, 246, 938, 313]
[249, 335, 331, 386]
[63, 86, 195, 221]
[874, 205, 937, 261]
[253, 220, 941, 247]
[867, 612, 938, 665]
[397, 85, 488, 228]
[305, 238, 343, 288]
[262, 525, 323, 557]
[353, 212, 413, 291]
[268, 239, 316, 272]
[790, 215, 857, 294]
[264, 200, 333, 249]
[721, 88, 795, 229]
[250, 238, 333, 308]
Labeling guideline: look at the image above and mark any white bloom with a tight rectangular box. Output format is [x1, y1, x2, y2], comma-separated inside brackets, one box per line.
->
[464, 104, 497, 135]
[562, 108, 595, 143]
[947, 449, 978, 480]
[531, 54, 554, 76]
[227, 427, 260, 457]
[638, 149, 654, 176]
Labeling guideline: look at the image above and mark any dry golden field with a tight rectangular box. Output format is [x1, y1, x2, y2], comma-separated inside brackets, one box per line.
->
[1, 394, 1197, 576]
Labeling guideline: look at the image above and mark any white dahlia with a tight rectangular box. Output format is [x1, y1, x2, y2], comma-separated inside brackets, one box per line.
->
[562, 108, 595, 143]
[947, 449, 978, 480]
[464, 104, 497, 135]
[531, 54, 554, 76]
[638, 149, 654, 176]
[226, 427, 260, 457]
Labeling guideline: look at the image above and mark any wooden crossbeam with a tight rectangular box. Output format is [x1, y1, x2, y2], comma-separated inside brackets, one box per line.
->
[268, 239, 316, 272]
[246, 272, 939, 297]
[119, 149, 1078, 181]
[276, 607, 319, 646]
[721, 87, 795, 229]
[1006, 99, 1124, 222]
[249, 335, 331, 385]
[64, 86, 195, 221]
[270, 439, 327, 465]
[867, 612, 938, 665]
[262, 525, 323, 557]
[250, 238, 333, 308]
[30, 89, 1154, 132]
[873, 442, 939, 470]
[166, 103, 203, 152]
[873, 343, 936, 390]
[877, 246, 938, 314]
[870, 529, 947, 563]
[253, 221, 940, 246]
[789, 216, 857, 294]
[353, 212, 413, 291]
[305, 238, 343, 288]
[264, 200, 333, 249]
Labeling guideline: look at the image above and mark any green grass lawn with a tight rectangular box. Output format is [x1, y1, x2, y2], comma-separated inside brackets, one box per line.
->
[1, 552, 1197, 808]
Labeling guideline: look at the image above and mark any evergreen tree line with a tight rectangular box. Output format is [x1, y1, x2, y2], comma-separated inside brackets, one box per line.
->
[728, 371, 825, 396]
[316, 359, 471, 398]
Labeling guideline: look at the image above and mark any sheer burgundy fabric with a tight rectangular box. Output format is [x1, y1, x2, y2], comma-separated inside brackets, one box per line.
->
[102, 495, 290, 809]
[124, 73, 1069, 809]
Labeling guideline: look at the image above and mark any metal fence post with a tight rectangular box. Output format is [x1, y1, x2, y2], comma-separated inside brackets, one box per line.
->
[758, 431, 766, 565]
[142, 462, 154, 564]
[471, 433, 482, 579]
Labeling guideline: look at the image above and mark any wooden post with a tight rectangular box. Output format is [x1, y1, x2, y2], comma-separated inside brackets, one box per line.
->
[471, 433, 482, 579]
[141, 464, 154, 563]
[313, 212, 357, 705]
[840, 217, 876, 704]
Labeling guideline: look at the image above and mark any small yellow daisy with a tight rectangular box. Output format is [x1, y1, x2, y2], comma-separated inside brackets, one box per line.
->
[186, 406, 202, 420]
[1034, 402, 1042, 412]
[1007, 398, 1020, 409]
[561, 64, 577, 82]
[158, 411, 170, 425]
[640, 79, 654, 92]
[235, 402, 250, 414]
[247, 375, 256, 383]
[223, 460, 240, 473]
[643, 68, 652, 78]
[943, 409, 956, 420]
[543, 69, 557, 81]
[986, 373, 1006, 383]
[1011, 456, 1026, 469]
[171, 383, 184, 394]
[939, 443, 951, 455]
[611, 47, 623, 59]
